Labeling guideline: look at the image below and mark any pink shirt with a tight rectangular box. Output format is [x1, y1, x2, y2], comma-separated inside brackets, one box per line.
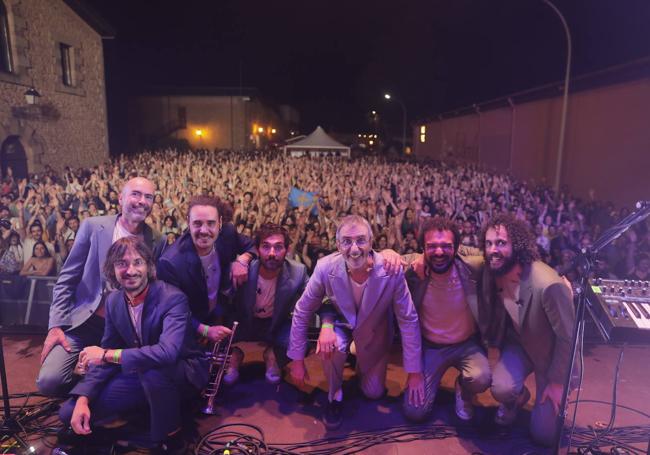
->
[419, 265, 476, 345]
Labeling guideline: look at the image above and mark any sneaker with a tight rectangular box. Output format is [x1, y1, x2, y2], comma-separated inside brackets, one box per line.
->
[495, 386, 531, 426]
[454, 377, 474, 421]
[223, 347, 244, 385]
[323, 400, 343, 430]
[263, 347, 281, 384]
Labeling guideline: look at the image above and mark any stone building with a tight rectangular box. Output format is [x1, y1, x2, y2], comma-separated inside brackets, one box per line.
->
[0, 0, 112, 179]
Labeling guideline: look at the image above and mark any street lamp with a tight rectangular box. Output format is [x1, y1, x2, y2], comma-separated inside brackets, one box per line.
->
[383, 92, 407, 154]
[541, 0, 572, 192]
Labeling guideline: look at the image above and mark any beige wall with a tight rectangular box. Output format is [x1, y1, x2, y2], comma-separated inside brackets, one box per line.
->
[129, 95, 282, 151]
[415, 78, 650, 207]
[0, 0, 109, 173]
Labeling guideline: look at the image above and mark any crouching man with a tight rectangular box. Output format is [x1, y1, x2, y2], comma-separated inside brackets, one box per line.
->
[287, 215, 423, 430]
[58, 236, 208, 454]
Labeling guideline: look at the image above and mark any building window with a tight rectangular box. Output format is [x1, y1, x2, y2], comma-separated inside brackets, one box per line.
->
[59, 43, 73, 86]
[419, 125, 426, 143]
[0, 1, 13, 73]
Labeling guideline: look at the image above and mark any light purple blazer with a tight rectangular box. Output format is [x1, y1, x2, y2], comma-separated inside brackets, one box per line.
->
[288, 251, 422, 374]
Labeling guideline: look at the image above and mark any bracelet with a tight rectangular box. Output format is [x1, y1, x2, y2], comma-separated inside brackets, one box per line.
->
[201, 324, 210, 338]
[113, 349, 122, 364]
[236, 258, 249, 268]
[101, 349, 108, 363]
[321, 323, 334, 329]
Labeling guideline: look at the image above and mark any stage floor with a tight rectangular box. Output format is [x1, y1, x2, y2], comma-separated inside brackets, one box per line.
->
[2, 335, 649, 454]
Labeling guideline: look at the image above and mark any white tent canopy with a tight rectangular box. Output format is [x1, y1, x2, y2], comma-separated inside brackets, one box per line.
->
[283, 126, 350, 157]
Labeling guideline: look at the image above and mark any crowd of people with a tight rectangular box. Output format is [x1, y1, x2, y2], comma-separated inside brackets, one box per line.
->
[1, 148, 648, 282]
[0, 148, 647, 453]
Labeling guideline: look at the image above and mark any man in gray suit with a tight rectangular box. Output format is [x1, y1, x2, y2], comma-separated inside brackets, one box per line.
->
[482, 213, 575, 447]
[288, 215, 423, 430]
[227, 223, 309, 384]
[37, 177, 157, 396]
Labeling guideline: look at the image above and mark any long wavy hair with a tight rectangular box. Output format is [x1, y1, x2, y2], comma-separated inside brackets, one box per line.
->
[480, 213, 539, 266]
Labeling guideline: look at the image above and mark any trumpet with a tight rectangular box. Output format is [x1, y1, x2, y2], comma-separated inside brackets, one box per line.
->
[202, 321, 239, 415]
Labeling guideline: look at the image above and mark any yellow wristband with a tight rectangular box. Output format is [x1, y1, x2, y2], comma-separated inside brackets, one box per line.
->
[201, 324, 209, 338]
[321, 323, 334, 329]
[113, 349, 122, 364]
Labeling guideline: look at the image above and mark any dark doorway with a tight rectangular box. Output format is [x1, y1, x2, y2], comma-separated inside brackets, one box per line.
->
[1, 135, 28, 180]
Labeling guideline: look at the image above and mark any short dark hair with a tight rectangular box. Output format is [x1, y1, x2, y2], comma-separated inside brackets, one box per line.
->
[254, 222, 290, 248]
[187, 195, 233, 223]
[103, 237, 156, 289]
[418, 216, 460, 252]
[480, 213, 539, 266]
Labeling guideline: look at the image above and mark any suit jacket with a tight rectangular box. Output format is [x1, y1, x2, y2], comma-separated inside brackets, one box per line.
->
[156, 223, 256, 330]
[406, 255, 484, 335]
[70, 280, 208, 439]
[235, 258, 309, 337]
[288, 251, 422, 374]
[482, 260, 575, 385]
[49, 215, 157, 331]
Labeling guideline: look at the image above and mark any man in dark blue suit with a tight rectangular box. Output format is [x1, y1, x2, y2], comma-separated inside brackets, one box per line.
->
[59, 236, 207, 453]
[156, 195, 256, 344]
[228, 223, 309, 384]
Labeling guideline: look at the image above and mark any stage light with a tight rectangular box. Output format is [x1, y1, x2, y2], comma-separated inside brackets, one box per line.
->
[258, 127, 264, 133]
[195, 129, 203, 137]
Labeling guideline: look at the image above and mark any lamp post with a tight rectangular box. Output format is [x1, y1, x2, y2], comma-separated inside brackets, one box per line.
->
[541, 0, 572, 193]
[384, 93, 407, 154]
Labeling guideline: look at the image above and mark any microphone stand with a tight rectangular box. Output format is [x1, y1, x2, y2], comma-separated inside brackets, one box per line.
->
[554, 202, 650, 454]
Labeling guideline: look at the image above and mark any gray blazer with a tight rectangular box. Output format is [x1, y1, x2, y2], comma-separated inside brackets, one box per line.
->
[49, 215, 157, 331]
[482, 260, 575, 385]
[288, 251, 422, 374]
[235, 258, 309, 336]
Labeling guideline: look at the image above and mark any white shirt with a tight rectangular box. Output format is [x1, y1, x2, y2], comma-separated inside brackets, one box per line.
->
[348, 276, 368, 311]
[253, 274, 278, 319]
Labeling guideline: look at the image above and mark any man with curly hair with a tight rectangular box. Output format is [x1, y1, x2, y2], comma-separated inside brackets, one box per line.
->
[481, 213, 575, 447]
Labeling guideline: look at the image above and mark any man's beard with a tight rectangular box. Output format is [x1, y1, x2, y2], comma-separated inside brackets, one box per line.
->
[426, 254, 454, 274]
[487, 253, 517, 276]
[261, 256, 283, 271]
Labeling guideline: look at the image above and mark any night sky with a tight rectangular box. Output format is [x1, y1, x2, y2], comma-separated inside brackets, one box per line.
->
[86, 0, 650, 152]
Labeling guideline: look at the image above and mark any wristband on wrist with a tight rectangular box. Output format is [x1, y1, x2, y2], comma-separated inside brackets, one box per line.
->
[321, 323, 334, 329]
[113, 349, 122, 364]
[201, 324, 210, 338]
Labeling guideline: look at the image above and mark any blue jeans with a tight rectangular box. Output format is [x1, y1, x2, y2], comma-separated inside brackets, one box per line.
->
[491, 341, 560, 447]
[403, 336, 491, 422]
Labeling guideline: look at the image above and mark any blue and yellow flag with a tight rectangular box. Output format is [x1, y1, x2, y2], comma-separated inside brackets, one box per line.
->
[289, 187, 318, 215]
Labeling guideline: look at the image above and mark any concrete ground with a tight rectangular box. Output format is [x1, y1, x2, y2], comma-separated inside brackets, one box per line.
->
[1, 333, 649, 455]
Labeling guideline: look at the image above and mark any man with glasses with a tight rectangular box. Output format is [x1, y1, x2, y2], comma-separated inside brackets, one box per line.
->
[38, 177, 159, 396]
[287, 215, 423, 429]
[401, 216, 490, 423]
[226, 223, 309, 384]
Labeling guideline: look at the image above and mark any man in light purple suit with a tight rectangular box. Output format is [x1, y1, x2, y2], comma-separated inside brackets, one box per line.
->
[287, 215, 424, 429]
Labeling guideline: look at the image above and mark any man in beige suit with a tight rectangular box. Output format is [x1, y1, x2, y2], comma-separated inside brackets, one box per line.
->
[481, 213, 575, 447]
[287, 215, 423, 430]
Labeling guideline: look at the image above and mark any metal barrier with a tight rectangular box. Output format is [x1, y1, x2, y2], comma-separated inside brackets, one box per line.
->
[0, 275, 55, 327]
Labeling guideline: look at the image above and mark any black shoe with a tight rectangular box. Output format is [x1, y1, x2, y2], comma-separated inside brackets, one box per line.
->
[323, 400, 343, 430]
